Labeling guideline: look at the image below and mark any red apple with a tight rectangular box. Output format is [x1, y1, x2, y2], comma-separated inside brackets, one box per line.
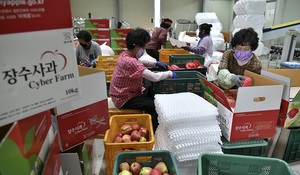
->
[227, 98, 236, 109]
[139, 127, 149, 138]
[119, 162, 130, 171]
[150, 169, 162, 175]
[122, 134, 131, 142]
[242, 76, 252, 87]
[115, 132, 123, 137]
[131, 130, 141, 141]
[130, 162, 141, 175]
[154, 162, 168, 173]
[121, 124, 133, 135]
[132, 123, 140, 131]
[114, 136, 123, 143]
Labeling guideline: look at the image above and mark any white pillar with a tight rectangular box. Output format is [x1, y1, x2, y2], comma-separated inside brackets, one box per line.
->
[154, 0, 161, 28]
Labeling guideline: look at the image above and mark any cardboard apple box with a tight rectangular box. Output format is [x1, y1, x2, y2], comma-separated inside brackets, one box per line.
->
[261, 69, 300, 128]
[0, 110, 54, 175]
[198, 70, 284, 141]
[42, 132, 63, 175]
[0, 1, 81, 127]
[52, 66, 109, 152]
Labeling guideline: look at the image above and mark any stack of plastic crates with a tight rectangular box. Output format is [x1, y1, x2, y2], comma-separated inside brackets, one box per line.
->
[158, 49, 190, 64]
[113, 150, 180, 175]
[198, 153, 294, 175]
[220, 137, 268, 157]
[152, 71, 205, 97]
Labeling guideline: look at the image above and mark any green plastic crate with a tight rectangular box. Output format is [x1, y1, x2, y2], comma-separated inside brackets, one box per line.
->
[283, 127, 300, 162]
[169, 54, 205, 64]
[221, 137, 268, 156]
[198, 153, 294, 175]
[113, 150, 179, 175]
[152, 71, 204, 96]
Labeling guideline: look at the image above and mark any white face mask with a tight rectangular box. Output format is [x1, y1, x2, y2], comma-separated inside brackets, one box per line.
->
[237, 59, 249, 66]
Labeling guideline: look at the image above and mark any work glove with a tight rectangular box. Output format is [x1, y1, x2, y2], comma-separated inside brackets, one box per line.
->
[172, 72, 178, 79]
[156, 61, 169, 70]
[230, 75, 245, 87]
[181, 46, 190, 51]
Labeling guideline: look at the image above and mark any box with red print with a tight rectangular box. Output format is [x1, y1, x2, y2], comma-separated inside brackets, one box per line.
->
[0, 110, 55, 175]
[198, 70, 284, 141]
[0, 1, 81, 127]
[261, 69, 300, 128]
[52, 66, 109, 152]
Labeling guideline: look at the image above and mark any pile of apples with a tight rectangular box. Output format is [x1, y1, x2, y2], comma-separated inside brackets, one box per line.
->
[113, 123, 149, 143]
[225, 91, 237, 109]
[118, 161, 170, 175]
[168, 59, 204, 70]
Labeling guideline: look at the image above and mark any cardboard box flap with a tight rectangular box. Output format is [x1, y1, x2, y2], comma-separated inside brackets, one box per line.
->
[78, 66, 104, 77]
[235, 85, 284, 113]
[261, 69, 291, 101]
[198, 74, 233, 111]
[244, 70, 283, 86]
[263, 69, 300, 87]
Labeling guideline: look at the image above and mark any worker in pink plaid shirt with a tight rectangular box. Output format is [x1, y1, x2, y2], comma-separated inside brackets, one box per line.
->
[109, 28, 178, 131]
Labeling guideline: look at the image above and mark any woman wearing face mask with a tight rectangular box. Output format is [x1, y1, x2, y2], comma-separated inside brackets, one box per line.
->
[75, 30, 102, 67]
[109, 28, 178, 131]
[217, 28, 262, 89]
[182, 23, 214, 57]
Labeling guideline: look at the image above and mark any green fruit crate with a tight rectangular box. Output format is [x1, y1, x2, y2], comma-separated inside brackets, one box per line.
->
[221, 137, 268, 156]
[169, 54, 205, 64]
[198, 153, 294, 175]
[152, 71, 205, 96]
[283, 127, 300, 162]
[113, 150, 180, 175]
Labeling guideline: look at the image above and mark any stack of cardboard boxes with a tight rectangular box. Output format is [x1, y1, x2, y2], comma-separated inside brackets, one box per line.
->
[0, 2, 110, 175]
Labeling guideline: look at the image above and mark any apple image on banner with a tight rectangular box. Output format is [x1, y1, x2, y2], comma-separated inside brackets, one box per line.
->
[40, 50, 67, 71]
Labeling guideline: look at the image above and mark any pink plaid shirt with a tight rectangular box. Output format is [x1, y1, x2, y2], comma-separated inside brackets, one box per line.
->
[109, 51, 147, 108]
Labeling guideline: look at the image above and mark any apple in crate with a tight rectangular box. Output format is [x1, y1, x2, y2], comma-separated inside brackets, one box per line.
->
[121, 124, 133, 134]
[119, 169, 132, 175]
[154, 162, 168, 173]
[130, 162, 141, 175]
[139, 167, 152, 175]
[119, 162, 130, 171]
[139, 127, 149, 138]
[131, 130, 141, 141]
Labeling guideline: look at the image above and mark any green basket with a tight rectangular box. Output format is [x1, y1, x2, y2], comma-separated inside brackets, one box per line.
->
[284, 127, 300, 162]
[198, 153, 294, 175]
[221, 137, 268, 156]
[152, 71, 204, 96]
[113, 150, 180, 175]
[169, 54, 205, 64]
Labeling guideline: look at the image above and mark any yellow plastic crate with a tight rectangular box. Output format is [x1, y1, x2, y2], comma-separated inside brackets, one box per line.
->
[159, 49, 190, 64]
[104, 114, 155, 175]
[95, 55, 119, 82]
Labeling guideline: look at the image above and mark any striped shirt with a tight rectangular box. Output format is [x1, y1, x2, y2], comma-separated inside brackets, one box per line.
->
[109, 51, 147, 108]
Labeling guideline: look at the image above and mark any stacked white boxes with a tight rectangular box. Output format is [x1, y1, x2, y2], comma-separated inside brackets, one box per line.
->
[232, 0, 267, 56]
[154, 92, 222, 174]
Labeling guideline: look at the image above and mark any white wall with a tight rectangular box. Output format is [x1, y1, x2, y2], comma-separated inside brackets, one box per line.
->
[69, 0, 300, 33]
[203, 0, 234, 32]
[70, 0, 116, 19]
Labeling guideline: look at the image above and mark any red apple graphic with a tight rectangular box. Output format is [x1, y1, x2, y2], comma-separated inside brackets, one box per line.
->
[40, 50, 67, 71]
